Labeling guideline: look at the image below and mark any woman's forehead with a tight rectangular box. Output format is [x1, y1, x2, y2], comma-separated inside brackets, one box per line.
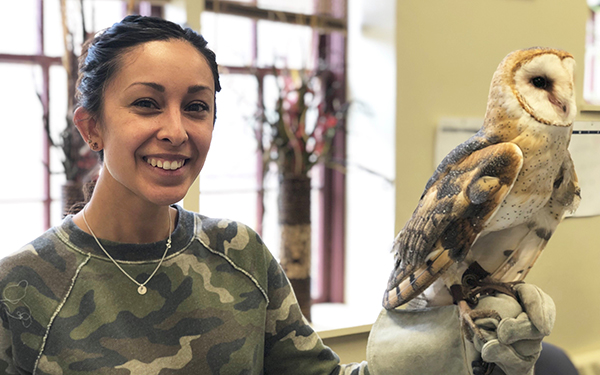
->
[110, 39, 215, 94]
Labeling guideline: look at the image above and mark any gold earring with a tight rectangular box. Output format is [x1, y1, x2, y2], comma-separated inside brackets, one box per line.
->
[87, 138, 99, 151]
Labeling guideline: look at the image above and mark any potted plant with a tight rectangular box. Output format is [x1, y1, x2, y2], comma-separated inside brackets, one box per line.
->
[257, 68, 348, 321]
[52, 0, 98, 216]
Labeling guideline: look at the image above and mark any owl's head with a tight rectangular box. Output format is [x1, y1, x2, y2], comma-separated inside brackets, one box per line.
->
[489, 47, 576, 127]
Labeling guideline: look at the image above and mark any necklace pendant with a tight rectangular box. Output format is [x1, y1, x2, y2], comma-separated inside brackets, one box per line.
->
[137, 285, 147, 295]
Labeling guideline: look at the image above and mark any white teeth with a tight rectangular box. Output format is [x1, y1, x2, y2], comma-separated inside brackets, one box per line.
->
[145, 158, 184, 171]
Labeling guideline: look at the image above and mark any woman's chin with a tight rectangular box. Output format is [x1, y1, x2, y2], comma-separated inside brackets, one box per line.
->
[143, 189, 189, 208]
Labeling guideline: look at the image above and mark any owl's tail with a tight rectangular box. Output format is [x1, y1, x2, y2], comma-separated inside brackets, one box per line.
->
[382, 248, 454, 309]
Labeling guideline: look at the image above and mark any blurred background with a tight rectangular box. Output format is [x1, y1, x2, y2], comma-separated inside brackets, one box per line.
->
[1, 0, 599, 372]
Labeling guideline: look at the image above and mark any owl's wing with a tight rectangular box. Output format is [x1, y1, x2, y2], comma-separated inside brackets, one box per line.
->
[383, 141, 523, 309]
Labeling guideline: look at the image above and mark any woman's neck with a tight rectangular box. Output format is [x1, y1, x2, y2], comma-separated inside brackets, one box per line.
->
[72, 179, 176, 244]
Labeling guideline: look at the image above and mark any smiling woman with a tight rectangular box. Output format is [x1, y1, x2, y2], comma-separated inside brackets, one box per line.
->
[74, 39, 215, 215]
[0, 15, 368, 374]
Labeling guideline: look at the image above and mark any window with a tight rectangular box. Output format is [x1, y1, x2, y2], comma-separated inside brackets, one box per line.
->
[197, 1, 348, 303]
[586, 3, 600, 104]
[0, 0, 159, 253]
[0, 0, 355, 308]
[1, 0, 62, 253]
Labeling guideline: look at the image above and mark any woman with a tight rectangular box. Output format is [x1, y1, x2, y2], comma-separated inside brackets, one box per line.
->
[0, 15, 553, 375]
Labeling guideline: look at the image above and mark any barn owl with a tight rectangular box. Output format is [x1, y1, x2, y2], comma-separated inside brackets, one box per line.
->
[383, 48, 580, 324]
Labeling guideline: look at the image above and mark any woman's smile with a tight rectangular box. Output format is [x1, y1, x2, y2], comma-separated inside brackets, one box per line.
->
[143, 155, 189, 171]
[144, 158, 185, 170]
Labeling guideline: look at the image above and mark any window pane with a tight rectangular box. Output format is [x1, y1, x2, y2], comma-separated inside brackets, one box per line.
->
[49, 65, 68, 172]
[49, 65, 69, 223]
[45, 0, 125, 58]
[0, 0, 38, 55]
[199, 74, 258, 226]
[257, 21, 314, 69]
[44, 0, 64, 57]
[84, 0, 125, 34]
[0, 203, 45, 257]
[51, 199, 66, 227]
[164, 3, 187, 26]
[0, 64, 44, 200]
[585, 11, 600, 104]
[200, 13, 254, 67]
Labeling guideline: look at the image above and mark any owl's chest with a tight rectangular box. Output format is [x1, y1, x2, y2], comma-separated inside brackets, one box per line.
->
[486, 125, 570, 231]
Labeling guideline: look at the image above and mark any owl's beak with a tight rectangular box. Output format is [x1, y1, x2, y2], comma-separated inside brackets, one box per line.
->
[548, 93, 569, 117]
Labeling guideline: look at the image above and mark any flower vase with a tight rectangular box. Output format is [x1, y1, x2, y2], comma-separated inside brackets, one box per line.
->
[278, 175, 312, 321]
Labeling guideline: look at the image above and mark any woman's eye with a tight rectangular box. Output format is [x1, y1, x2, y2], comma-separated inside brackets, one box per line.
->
[185, 102, 208, 113]
[133, 99, 159, 109]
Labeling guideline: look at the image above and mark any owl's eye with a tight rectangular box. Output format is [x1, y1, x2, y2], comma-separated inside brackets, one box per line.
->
[531, 76, 547, 89]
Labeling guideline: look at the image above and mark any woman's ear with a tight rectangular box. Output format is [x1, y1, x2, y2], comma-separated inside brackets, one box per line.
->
[73, 107, 103, 151]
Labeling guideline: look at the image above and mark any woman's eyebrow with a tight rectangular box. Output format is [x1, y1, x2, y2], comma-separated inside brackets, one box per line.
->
[127, 82, 165, 92]
[125, 82, 212, 95]
[188, 85, 212, 94]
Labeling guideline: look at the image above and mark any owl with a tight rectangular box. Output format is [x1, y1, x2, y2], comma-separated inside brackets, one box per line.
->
[383, 48, 580, 323]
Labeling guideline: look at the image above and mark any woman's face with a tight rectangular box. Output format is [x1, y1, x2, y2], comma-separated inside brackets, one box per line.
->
[96, 39, 215, 207]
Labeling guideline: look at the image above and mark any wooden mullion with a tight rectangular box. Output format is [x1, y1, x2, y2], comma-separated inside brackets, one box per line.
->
[0, 54, 62, 65]
[204, 0, 346, 33]
[38, 0, 52, 230]
[315, 0, 347, 304]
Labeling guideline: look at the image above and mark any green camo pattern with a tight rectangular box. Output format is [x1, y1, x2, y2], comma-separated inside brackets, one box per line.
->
[0, 206, 369, 375]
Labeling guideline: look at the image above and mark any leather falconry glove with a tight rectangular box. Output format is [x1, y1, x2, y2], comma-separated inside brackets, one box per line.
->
[366, 283, 555, 375]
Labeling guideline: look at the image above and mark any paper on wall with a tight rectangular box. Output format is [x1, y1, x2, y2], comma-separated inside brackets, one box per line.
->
[434, 118, 600, 217]
[568, 122, 600, 217]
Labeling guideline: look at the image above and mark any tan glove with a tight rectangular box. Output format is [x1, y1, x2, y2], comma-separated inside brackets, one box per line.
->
[473, 283, 555, 375]
[367, 304, 473, 374]
[366, 283, 555, 375]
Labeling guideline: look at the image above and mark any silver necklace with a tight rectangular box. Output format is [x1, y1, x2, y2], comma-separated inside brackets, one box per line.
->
[82, 207, 172, 295]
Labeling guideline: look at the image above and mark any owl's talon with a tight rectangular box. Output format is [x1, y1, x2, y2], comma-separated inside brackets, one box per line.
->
[460, 301, 499, 375]
[458, 301, 501, 344]
[472, 359, 495, 375]
[469, 309, 502, 322]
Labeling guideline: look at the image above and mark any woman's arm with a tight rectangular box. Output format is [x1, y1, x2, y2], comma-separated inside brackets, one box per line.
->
[262, 254, 369, 375]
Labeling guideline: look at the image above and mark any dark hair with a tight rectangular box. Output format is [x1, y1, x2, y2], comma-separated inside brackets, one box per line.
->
[77, 15, 221, 122]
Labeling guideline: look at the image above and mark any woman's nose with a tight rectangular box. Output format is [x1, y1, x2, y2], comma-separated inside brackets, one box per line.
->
[157, 108, 188, 146]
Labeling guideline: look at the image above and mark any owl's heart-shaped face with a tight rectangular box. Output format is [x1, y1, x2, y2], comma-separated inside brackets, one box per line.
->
[511, 53, 576, 127]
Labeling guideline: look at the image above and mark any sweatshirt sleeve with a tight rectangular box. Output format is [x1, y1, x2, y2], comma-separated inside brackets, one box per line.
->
[0, 316, 19, 375]
[196, 216, 370, 374]
[262, 252, 369, 375]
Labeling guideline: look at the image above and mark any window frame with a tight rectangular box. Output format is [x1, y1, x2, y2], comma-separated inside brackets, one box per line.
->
[0, 0, 59, 229]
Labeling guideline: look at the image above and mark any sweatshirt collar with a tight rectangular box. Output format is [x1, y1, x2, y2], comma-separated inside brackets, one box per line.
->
[58, 205, 194, 262]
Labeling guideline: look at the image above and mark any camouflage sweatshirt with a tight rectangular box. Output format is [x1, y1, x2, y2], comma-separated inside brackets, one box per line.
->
[0, 205, 369, 375]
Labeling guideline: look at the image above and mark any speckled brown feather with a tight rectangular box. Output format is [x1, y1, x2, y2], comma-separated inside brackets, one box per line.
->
[383, 141, 523, 308]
